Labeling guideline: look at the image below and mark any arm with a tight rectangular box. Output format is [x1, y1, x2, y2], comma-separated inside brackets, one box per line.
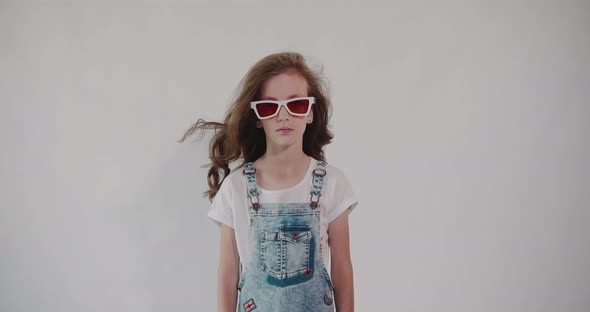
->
[328, 208, 354, 312]
[216, 223, 240, 312]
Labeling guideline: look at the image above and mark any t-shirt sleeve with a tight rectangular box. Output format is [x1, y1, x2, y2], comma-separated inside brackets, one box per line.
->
[207, 178, 234, 229]
[326, 169, 359, 224]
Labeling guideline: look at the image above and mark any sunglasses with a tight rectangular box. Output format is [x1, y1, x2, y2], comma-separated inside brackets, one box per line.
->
[250, 96, 315, 120]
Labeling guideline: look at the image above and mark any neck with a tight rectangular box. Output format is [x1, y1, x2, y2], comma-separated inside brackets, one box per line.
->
[257, 145, 310, 171]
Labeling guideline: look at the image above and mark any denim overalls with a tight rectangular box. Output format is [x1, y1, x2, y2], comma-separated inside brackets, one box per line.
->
[237, 160, 336, 312]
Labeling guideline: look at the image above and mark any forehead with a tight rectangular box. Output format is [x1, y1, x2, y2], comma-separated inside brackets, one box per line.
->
[260, 71, 308, 100]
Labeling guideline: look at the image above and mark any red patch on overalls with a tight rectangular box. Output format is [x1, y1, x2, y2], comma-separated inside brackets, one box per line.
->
[244, 298, 257, 311]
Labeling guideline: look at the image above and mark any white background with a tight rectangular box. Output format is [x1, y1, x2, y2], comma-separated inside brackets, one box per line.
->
[1, 0, 589, 311]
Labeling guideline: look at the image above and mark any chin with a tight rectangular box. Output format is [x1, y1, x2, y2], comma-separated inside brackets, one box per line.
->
[272, 136, 298, 144]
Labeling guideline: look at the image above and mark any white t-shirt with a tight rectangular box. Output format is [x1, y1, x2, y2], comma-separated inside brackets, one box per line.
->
[207, 157, 359, 272]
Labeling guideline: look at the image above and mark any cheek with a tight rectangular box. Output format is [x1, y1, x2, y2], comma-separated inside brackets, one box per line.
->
[296, 121, 309, 132]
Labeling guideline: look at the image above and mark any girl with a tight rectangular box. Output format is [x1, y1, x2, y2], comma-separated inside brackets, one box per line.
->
[180, 51, 358, 311]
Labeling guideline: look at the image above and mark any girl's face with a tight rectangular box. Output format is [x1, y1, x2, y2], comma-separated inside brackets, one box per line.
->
[256, 71, 313, 149]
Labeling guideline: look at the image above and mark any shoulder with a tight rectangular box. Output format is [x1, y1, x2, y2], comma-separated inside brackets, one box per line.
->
[323, 161, 353, 188]
[320, 160, 359, 222]
[217, 163, 249, 194]
[324, 161, 345, 176]
[311, 159, 356, 198]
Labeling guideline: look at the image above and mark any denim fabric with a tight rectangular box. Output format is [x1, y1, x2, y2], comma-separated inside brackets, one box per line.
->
[238, 160, 335, 312]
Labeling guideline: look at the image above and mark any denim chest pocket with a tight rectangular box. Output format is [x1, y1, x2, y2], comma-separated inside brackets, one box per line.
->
[260, 225, 312, 280]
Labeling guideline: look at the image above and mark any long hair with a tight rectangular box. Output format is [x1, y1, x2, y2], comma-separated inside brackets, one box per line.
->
[178, 51, 334, 202]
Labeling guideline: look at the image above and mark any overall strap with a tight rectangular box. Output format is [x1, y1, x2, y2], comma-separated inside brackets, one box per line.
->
[310, 160, 327, 209]
[242, 162, 261, 211]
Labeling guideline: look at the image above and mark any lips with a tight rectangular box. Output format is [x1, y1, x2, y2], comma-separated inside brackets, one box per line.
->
[277, 127, 293, 135]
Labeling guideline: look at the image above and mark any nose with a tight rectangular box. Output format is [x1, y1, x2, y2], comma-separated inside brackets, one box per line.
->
[277, 105, 290, 120]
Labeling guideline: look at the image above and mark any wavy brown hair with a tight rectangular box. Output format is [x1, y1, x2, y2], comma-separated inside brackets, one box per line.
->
[178, 51, 334, 202]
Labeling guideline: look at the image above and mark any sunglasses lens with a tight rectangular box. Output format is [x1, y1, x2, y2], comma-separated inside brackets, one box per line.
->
[286, 99, 310, 114]
[256, 102, 279, 118]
